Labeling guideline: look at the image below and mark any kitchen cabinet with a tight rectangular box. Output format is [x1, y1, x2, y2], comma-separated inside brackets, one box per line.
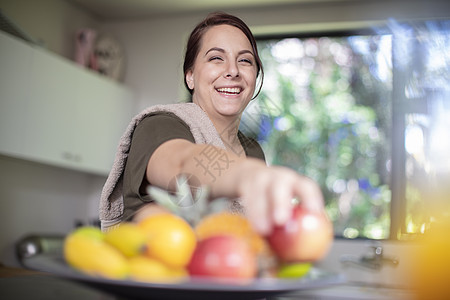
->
[0, 31, 134, 175]
[0, 30, 33, 157]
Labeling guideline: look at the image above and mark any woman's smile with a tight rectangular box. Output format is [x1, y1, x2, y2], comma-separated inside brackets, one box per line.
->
[215, 86, 243, 96]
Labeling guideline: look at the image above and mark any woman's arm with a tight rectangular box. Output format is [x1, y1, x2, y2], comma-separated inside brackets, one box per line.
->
[142, 138, 324, 235]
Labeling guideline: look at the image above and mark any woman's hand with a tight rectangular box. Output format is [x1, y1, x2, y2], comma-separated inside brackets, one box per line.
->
[222, 158, 325, 235]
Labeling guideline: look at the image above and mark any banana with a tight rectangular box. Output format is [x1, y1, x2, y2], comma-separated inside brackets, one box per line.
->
[64, 227, 129, 279]
[104, 222, 147, 257]
[71, 226, 105, 240]
[128, 256, 187, 283]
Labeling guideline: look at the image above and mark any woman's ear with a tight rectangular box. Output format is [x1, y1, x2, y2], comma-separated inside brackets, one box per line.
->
[186, 70, 194, 90]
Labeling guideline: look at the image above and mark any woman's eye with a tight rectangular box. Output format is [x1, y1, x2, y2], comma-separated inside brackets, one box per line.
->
[208, 56, 223, 62]
[239, 58, 253, 65]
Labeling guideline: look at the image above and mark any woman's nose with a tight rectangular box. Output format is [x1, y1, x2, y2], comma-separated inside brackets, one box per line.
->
[224, 61, 239, 78]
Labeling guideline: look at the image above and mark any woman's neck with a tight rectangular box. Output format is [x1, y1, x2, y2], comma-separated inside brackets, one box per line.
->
[192, 102, 245, 156]
[214, 117, 245, 157]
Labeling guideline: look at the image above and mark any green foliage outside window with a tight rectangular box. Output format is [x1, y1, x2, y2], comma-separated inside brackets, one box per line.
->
[241, 35, 393, 239]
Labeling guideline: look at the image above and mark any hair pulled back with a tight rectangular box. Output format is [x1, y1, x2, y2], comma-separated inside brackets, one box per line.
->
[183, 12, 264, 99]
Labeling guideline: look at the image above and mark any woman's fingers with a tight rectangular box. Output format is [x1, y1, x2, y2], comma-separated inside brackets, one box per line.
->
[242, 172, 271, 235]
[293, 176, 324, 213]
[241, 166, 325, 235]
[270, 175, 293, 226]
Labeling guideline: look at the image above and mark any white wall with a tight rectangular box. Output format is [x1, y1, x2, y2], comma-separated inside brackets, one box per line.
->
[0, 156, 105, 265]
[0, 0, 99, 59]
[0, 0, 448, 267]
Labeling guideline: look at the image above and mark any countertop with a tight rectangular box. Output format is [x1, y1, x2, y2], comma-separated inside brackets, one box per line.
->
[0, 264, 117, 300]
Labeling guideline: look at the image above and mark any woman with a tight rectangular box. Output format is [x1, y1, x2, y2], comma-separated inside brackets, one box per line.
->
[100, 12, 324, 235]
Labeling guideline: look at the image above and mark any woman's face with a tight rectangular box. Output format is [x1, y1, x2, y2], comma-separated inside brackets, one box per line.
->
[186, 25, 257, 121]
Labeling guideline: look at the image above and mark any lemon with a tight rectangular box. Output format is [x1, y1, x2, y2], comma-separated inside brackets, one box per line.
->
[104, 222, 147, 257]
[277, 263, 311, 278]
[64, 229, 129, 279]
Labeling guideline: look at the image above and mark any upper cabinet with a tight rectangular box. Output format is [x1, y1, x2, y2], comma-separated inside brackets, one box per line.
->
[0, 31, 134, 176]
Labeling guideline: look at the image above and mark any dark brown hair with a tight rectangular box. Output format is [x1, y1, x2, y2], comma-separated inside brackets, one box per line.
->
[183, 12, 264, 99]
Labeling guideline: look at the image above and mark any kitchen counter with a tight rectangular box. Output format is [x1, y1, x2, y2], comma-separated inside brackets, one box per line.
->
[0, 264, 117, 300]
[278, 283, 415, 299]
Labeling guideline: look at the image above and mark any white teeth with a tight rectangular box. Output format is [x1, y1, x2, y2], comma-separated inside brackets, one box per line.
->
[217, 87, 241, 94]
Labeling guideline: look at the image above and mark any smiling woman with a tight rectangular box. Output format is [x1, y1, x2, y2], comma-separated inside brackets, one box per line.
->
[100, 12, 327, 239]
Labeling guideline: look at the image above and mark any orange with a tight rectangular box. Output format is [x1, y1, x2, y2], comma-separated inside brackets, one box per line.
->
[410, 219, 450, 300]
[138, 213, 197, 268]
[195, 211, 268, 255]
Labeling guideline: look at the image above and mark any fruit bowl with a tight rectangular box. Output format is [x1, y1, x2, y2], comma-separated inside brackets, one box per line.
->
[23, 253, 345, 300]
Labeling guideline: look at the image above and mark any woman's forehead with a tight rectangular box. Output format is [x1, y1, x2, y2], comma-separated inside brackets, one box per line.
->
[200, 25, 253, 53]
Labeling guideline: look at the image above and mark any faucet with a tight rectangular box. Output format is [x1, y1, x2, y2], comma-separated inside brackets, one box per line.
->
[340, 242, 399, 270]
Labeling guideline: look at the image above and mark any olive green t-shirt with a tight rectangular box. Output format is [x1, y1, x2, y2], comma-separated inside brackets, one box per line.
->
[122, 112, 265, 221]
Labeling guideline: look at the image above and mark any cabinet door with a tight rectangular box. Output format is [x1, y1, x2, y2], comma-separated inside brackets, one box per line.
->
[0, 32, 32, 156]
[0, 32, 134, 175]
[75, 72, 133, 175]
[25, 47, 81, 169]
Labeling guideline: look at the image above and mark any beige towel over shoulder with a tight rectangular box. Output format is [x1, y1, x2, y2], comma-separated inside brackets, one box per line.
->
[99, 102, 226, 230]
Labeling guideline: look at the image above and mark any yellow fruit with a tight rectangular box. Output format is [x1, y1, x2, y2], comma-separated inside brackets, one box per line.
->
[128, 256, 187, 283]
[64, 229, 128, 279]
[410, 219, 450, 300]
[71, 226, 105, 240]
[104, 222, 147, 257]
[169, 267, 189, 278]
[195, 212, 268, 255]
[138, 213, 196, 268]
[277, 263, 311, 278]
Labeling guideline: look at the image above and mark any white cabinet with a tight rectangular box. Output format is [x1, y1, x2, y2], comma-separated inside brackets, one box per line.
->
[0, 30, 33, 156]
[0, 31, 134, 175]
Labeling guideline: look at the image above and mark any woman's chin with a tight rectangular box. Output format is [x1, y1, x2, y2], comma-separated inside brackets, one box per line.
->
[213, 98, 249, 117]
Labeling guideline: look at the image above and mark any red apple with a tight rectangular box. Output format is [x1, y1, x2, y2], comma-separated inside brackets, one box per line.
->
[187, 235, 256, 280]
[267, 205, 333, 263]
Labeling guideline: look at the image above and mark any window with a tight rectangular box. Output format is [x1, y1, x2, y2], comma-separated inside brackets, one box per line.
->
[240, 20, 450, 240]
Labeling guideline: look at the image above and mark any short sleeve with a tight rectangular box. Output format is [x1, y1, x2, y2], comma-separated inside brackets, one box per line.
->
[238, 131, 266, 163]
[122, 112, 195, 221]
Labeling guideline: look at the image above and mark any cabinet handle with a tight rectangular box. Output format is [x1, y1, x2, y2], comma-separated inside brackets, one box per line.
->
[62, 151, 73, 160]
[73, 154, 82, 163]
[62, 152, 82, 162]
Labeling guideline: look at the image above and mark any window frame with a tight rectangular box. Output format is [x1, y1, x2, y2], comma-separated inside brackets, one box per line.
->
[253, 22, 436, 241]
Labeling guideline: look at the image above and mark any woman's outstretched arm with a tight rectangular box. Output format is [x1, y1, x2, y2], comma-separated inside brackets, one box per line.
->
[141, 138, 324, 235]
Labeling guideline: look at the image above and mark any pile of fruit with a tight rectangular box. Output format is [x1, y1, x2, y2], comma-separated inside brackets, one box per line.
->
[64, 206, 333, 283]
[65, 178, 332, 283]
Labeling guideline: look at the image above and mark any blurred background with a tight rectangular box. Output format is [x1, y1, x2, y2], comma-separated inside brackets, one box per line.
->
[1, 0, 449, 297]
